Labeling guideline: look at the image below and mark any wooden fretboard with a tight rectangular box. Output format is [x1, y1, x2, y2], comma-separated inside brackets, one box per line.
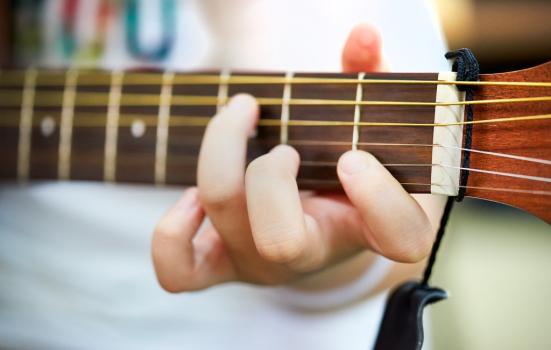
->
[0, 69, 442, 193]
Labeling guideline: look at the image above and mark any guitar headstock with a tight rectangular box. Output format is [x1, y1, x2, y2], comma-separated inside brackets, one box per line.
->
[466, 61, 551, 223]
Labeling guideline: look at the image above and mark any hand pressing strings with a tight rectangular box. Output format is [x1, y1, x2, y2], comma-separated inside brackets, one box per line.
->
[151, 23, 440, 292]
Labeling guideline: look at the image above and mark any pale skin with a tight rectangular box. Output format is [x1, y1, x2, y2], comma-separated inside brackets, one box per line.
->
[152, 23, 447, 296]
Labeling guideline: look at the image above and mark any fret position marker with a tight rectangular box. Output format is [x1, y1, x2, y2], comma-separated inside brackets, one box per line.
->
[131, 119, 146, 138]
[217, 69, 231, 112]
[40, 116, 56, 137]
[280, 72, 294, 144]
[155, 71, 174, 185]
[104, 71, 124, 182]
[58, 69, 79, 180]
[352, 72, 365, 150]
[17, 68, 37, 182]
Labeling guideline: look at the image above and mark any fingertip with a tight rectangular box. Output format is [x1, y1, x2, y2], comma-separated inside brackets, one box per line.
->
[342, 23, 385, 73]
[270, 144, 300, 163]
[228, 93, 259, 114]
[352, 23, 381, 49]
[337, 150, 379, 177]
[222, 93, 259, 133]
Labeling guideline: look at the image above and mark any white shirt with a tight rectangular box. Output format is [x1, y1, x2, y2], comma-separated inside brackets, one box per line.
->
[0, 0, 448, 348]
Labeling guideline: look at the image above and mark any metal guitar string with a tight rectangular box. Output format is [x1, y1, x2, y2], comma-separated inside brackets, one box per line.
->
[0, 90, 550, 107]
[0, 110, 550, 127]
[2, 71, 551, 88]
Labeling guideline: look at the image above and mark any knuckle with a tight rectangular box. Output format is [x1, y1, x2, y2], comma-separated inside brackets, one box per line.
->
[246, 154, 272, 177]
[246, 152, 294, 182]
[199, 184, 243, 212]
[255, 227, 309, 267]
[154, 216, 181, 239]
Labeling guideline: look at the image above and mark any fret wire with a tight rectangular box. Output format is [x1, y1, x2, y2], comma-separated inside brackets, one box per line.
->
[155, 71, 174, 185]
[2, 71, 551, 88]
[104, 71, 124, 182]
[217, 69, 231, 113]
[280, 72, 293, 145]
[352, 72, 365, 151]
[2, 90, 551, 107]
[58, 69, 79, 180]
[17, 68, 37, 182]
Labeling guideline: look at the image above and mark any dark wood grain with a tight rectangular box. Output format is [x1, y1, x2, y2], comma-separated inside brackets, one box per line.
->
[166, 73, 218, 185]
[29, 73, 63, 180]
[0, 80, 19, 178]
[71, 72, 111, 180]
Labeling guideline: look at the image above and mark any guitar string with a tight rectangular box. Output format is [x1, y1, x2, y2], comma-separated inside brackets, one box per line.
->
[2, 107, 547, 166]
[0, 110, 550, 128]
[165, 140, 551, 167]
[288, 140, 551, 165]
[2, 120, 549, 187]
[295, 179, 551, 196]
[1, 72, 551, 87]
[2, 110, 549, 184]
[297, 161, 550, 183]
[0, 111, 550, 165]
[149, 153, 551, 184]
[0, 73, 547, 195]
[0, 110, 548, 183]
[0, 91, 551, 107]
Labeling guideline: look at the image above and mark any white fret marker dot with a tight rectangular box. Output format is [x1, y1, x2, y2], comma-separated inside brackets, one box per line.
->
[40, 116, 56, 137]
[131, 119, 146, 138]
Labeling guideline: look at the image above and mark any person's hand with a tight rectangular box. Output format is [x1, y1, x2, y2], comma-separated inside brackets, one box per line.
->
[152, 24, 439, 292]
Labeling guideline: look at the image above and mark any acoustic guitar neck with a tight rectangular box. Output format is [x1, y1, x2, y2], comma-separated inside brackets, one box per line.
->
[0, 63, 550, 222]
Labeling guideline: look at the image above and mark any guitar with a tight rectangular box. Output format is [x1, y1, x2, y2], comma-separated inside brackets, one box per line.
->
[0, 62, 550, 223]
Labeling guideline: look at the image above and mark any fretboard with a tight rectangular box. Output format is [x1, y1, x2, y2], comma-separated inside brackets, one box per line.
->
[0, 69, 446, 193]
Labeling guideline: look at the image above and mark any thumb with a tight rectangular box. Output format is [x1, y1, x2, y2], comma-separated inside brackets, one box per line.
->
[342, 23, 388, 73]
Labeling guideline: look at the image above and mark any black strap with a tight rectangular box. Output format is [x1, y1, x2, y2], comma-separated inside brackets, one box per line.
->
[445, 48, 480, 202]
[373, 49, 480, 350]
[421, 196, 455, 286]
[423, 48, 479, 284]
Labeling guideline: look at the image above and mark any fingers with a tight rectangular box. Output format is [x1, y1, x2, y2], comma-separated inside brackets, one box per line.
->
[197, 94, 259, 249]
[245, 145, 328, 271]
[342, 23, 388, 73]
[337, 151, 434, 263]
[152, 188, 234, 292]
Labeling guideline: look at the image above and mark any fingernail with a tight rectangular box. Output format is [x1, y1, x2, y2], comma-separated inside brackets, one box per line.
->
[176, 187, 199, 211]
[339, 151, 369, 175]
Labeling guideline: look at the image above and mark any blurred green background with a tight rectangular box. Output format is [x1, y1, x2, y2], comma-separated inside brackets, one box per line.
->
[429, 201, 551, 349]
[431, 1, 550, 348]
